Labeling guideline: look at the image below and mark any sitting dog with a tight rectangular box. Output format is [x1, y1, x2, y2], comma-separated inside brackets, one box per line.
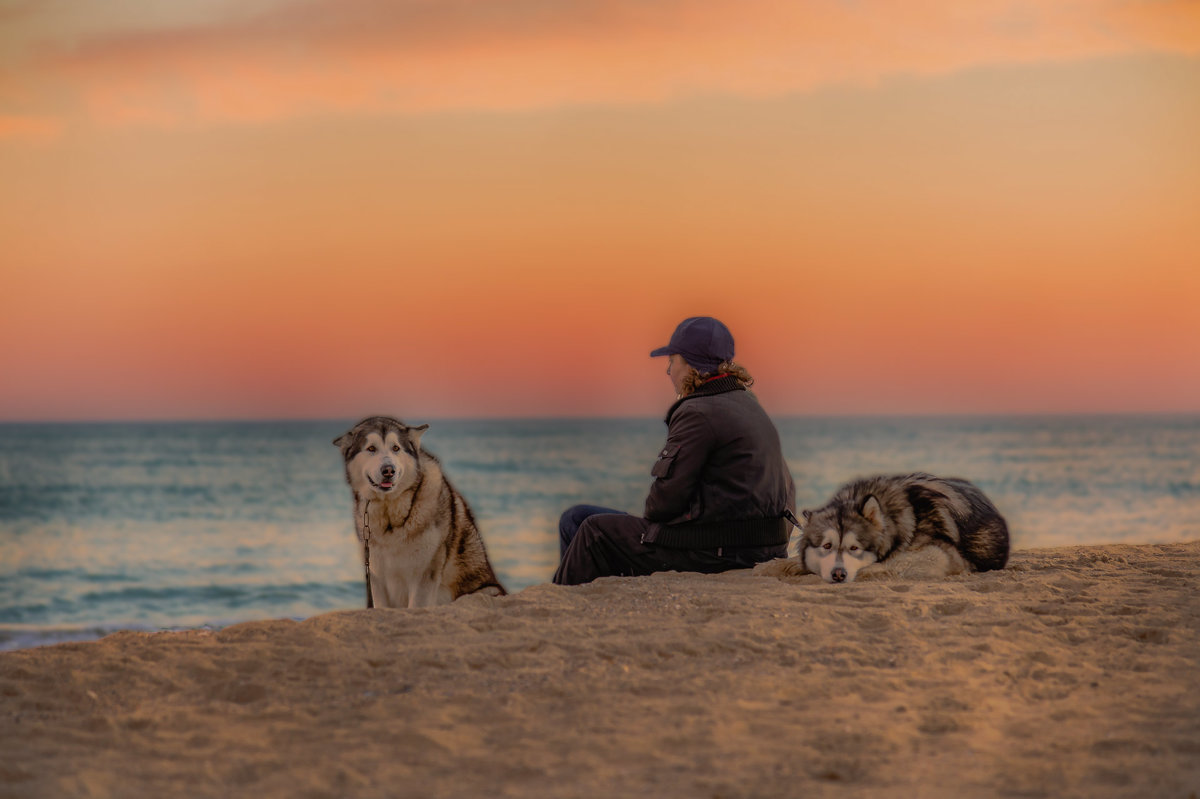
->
[333, 416, 506, 607]
[766, 473, 1009, 583]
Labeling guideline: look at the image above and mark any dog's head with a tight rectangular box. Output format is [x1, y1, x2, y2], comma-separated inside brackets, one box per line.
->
[333, 416, 429, 497]
[800, 496, 886, 583]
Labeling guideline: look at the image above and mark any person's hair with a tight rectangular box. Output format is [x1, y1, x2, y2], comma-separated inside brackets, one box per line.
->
[677, 360, 754, 397]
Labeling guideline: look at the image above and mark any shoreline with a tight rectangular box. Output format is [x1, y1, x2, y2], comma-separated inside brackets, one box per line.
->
[2, 540, 1198, 797]
[5, 537, 1196, 654]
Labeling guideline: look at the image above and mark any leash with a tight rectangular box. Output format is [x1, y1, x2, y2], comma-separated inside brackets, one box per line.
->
[362, 499, 374, 609]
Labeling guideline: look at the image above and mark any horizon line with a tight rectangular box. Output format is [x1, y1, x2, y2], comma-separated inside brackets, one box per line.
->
[2, 410, 1199, 425]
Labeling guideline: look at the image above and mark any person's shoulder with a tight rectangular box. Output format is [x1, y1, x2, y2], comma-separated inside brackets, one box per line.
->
[668, 397, 704, 418]
[711, 388, 776, 425]
[666, 395, 718, 430]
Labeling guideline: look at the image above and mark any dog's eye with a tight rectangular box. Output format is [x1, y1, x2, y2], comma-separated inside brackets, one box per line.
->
[367, 445, 377, 453]
[822, 542, 833, 550]
[392, 445, 400, 452]
[849, 545, 859, 552]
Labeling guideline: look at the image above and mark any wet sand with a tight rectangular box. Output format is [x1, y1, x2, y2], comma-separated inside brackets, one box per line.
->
[2, 541, 1198, 798]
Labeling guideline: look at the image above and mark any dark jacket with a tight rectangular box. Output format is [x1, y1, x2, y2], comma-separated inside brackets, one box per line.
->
[642, 375, 795, 548]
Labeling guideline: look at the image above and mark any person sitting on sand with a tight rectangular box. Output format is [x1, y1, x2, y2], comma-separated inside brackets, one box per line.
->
[553, 316, 796, 585]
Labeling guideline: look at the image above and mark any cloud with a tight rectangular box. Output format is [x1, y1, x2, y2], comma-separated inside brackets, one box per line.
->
[4, 0, 1200, 130]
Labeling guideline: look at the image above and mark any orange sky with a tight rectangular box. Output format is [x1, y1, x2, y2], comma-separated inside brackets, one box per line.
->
[1, 0, 1198, 420]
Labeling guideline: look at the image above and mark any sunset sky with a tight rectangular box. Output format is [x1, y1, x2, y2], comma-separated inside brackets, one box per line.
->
[1, 0, 1198, 420]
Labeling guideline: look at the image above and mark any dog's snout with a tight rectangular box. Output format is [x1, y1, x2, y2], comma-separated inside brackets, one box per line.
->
[380, 462, 396, 479]
[831, 566, 847, 583]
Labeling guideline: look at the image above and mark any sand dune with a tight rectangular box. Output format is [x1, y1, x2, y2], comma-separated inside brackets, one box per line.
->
[2, 541, 1198, 798]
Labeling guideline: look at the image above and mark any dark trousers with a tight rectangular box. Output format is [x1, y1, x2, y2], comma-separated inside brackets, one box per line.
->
[552, 504, 786, 586]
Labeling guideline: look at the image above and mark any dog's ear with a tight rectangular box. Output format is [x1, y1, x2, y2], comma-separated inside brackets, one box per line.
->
[859, 495, 884, 529]
[332, 432, 351, 451]
[407, 423, 430, 451]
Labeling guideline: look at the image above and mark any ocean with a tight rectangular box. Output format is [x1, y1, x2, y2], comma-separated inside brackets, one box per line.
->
[1, 416, 1198, 651]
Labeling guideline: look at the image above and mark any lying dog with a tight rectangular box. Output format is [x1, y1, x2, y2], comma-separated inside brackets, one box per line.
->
[769, 473, 1009, 583]
[333, 416, 506, 607]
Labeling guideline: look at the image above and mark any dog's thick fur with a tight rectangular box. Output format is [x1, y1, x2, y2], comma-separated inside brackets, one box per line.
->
[790, 473, 1010, 583]
[333, 416, 506, 607]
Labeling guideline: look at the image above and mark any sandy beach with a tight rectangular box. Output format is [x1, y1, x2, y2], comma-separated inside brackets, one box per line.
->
[2, 541, 1198, 798]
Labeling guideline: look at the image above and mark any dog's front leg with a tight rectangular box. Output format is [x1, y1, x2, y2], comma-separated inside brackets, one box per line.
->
[407, 582, 442, 608]
[368, 570, 392, 608]
[369, 558, 407, 608]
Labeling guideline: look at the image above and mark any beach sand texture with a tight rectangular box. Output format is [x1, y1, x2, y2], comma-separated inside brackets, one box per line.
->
[2, 541, 1198, 798]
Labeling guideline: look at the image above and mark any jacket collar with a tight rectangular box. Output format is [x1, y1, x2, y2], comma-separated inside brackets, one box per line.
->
[664, 375, 745, 424]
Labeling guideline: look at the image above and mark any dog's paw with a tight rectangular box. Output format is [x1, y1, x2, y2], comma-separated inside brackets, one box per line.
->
[853, 562, 891, 582]
[753, 557, 810, 579]
[859, 547, 967, 581]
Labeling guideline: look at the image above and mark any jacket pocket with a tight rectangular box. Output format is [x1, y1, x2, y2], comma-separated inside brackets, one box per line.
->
[651, 443, 681, 478]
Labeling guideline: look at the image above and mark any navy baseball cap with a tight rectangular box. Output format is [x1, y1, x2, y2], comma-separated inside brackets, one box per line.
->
[649, 317, 735, 374]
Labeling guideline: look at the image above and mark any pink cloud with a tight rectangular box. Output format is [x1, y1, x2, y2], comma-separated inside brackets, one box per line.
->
[8, 0, 1200, 128]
